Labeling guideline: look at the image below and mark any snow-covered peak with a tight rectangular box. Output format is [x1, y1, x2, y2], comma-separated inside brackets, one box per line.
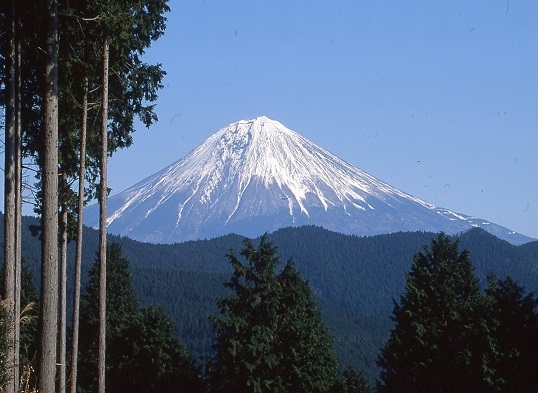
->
[85, 117, 535, 245]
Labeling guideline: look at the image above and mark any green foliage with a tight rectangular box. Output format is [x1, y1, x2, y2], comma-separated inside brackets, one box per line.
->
[484, 275, 538, 392]
[18, 262, 39, 365]
[5, 216, 538, 385]
[0, 299, 11, 389]
[332, 366, 373, 393]
[1, 0, 170, 221]
[377, 233, 493, 392]
[377, 234, 538, 392]
[78, 243, 203, 393]
[78, 243, 140, 392]
[132, 306, 206, 393]
[208, 235, 338, 393]
[0, 260, 39, 370]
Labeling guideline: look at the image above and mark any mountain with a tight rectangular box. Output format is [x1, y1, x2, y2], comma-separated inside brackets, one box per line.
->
[85, 116, 534, 245]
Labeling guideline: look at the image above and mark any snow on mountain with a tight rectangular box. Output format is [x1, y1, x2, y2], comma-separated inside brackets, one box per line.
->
[84, 116, 534, 245]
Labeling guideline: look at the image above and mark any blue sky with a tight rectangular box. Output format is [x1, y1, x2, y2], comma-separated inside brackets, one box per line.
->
[107, 0, 538, 239]
[4, 1, 532, 239]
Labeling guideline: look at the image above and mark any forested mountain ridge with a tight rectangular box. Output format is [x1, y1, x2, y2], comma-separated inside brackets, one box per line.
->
[1, 213, 537, 381]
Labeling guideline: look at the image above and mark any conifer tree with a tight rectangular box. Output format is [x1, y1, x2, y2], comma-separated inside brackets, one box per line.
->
[332, 366, 373, 393]
[78, 243, 202, 393]
[0, 300, 12, 389]
[132, 306, 205, 393]
[8, 261, 38, 368]
[78, 243, 141, 392]
[38, 1, 60, 391]
[485, 275, 538, 392]
[377, 233, 494, 393]
[209, 235, 338, 393]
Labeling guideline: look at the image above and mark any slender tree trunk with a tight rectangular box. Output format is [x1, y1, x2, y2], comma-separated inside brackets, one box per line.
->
[57, 175, 68, 393]
[38, 0, 59, 391]
[13, 13, 23, 393]
[98, 35, 110, 393]
[69, 78, 88, 393]
[3, 0, 17, 391]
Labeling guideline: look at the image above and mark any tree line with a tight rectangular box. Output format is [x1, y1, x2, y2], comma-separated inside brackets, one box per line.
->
[2, 216, 537, 386]
[2, 232, 537, 392]
[1, 0, 170, 391]
[2, 237, 373, 392]
[377, 233, 538, 392]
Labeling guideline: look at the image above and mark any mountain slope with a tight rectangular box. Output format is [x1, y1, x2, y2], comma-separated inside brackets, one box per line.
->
[85, 116, 534, 244]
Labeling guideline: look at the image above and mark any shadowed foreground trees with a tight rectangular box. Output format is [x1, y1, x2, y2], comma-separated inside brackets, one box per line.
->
[208, 235, 339, 393]
[78, 243, 204, 393]
[377, 233, 489, 392]
[484, 275, 538, 391]
[377, 233, 538, 393]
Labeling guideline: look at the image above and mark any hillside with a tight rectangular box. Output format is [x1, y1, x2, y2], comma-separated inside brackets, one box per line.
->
[2, 214, 537, 380]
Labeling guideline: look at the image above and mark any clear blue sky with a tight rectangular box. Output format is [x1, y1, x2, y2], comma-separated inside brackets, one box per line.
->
[107, 0, 538, 239]
[4, 1, 534, 239]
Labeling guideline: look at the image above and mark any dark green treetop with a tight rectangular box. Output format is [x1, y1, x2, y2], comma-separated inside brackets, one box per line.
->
[78, 243, 203, 393]
[484, 274, 538, 392]
[377, 233, 494, 393]
[332, 366, 373, 393]
[209, 235, 338, 393]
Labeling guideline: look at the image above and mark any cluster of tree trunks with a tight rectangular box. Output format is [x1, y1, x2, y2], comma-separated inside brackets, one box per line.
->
[1, 0, 169, 391]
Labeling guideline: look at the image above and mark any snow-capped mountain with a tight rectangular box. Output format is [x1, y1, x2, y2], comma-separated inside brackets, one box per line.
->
[84, 116, 534, 245]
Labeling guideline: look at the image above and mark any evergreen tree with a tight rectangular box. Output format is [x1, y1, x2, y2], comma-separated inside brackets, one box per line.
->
[37, 1, 60, 391]
[78, 242, 144, 392]
[131, 306, 205, 393]
[78, 243, 202, 393]
[332, 366, 373, 393]
[0, 299, 12, 389]
[209, 235, 338, 393]
[485, 275, 538, 392]
[17, 262, 38, 367]
[377, 233, 494, 392]
[0, 261, 38, 366]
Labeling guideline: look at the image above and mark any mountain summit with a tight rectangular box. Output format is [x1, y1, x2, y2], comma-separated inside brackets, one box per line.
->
[85, 116, 533, 244]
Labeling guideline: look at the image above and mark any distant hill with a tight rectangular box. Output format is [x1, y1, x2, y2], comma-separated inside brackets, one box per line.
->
[2, 214, 537, 381]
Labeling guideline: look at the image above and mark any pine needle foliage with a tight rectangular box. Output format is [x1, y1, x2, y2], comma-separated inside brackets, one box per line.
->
[0, 299, 12, 389]
[377, 233, 493, 392]
[78, 243, 204, 393]
[209, 235, 338, 393]
[484, 275, 538, 391]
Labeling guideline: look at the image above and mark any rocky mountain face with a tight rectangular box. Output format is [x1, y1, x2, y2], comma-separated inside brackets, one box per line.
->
[84, 116, 534, 245]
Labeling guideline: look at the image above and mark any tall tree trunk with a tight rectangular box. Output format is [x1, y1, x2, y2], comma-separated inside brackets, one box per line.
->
[3, 0, 17, 391]
[57, 175, 68, 393]
[69, 77, 88, 393]
[13, 12, 23, 393]
[38, 0, 59, 391]
[98, 35, 110, 393]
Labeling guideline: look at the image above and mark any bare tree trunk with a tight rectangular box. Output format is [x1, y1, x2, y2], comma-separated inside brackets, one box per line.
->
[57, 175, 68, 393]
[68, 78, 88, 393]
[98, 35, 110, 393]
[13, 13, 23, 392]
[3, 0, 17, 391]
[38, 0, 59, 391]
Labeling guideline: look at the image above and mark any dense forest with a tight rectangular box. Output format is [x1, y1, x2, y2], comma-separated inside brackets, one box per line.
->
[2, 215, 537, 386]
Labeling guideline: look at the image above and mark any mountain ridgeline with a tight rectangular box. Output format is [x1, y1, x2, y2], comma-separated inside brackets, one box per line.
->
[3, 214, 538, 380]
[84, 116, 534, 245]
